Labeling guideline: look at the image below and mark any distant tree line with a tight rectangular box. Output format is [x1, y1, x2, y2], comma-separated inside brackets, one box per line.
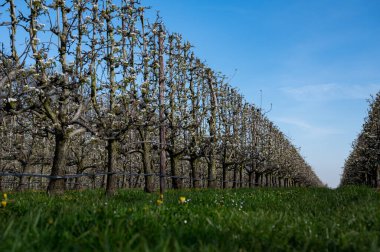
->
[341, 92, 380, 187]
[0, 0, 323, 195]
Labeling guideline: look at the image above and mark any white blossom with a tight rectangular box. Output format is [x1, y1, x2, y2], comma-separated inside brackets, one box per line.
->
[7, 98, 17, 102]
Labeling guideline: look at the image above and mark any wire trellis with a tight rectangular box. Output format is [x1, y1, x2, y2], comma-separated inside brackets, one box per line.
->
[0, 170, 275, 191]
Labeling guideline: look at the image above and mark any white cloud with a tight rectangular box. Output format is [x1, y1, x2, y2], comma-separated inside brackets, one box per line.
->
[274, 117, 342, 137]
[282, 83, 380, 102]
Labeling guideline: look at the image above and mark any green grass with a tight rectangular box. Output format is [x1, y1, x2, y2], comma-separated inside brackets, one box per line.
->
[0, 187, 379, 251]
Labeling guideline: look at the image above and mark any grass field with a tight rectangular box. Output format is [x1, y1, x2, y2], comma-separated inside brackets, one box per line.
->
[0, 187, 379, 251]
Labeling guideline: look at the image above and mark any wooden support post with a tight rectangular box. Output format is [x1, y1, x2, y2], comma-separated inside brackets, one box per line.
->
[158, 26, 166, 195]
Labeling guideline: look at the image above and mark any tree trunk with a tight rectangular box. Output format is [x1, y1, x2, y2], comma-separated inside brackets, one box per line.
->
[158, 28, 166, 194]
[47, 133, 68, 195]
[190, 158, 200, 188]
[233, 164, 238, 189]
[207, 69, 217, 189]
[16, 163, 30, 192]
[101, 173, 106, 189]
[239, 165, 243, 188]
[208, 156, 217, 188]
[122, 163, 127, 188]
[222, 163, 228, 189]
[170, 155, 182, 189]
[106, 139, 117, 196]
[129, 163, 134, 189]
[142, 142, 155, 193]
[73, 174, 81, 190]
[254, 172, 260, 187]
[265, 174, 269, 187]
[73, 160, 84, 191]
[248, 171, 253, 188]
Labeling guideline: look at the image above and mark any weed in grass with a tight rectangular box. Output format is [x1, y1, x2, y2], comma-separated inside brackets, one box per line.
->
[0, 187, 379, 251]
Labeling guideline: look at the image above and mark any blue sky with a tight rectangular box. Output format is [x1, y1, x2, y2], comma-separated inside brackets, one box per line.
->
[146, 0, 380, 187]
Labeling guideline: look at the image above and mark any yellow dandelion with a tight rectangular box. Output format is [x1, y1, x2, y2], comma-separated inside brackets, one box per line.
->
[3, 193, 7, 200]
[156, 199, 163, 206]
[1, 200, 6, 208]
[179, 196, 186, 204]
[159, 194, 164, 200]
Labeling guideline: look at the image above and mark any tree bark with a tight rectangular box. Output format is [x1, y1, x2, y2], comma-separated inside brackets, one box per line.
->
[142, 141, 155, 193]
[376, 165, 380, 188]
[106, 139, 117, 196]
[265, 174, 270, 187]
[248, 172, 253, 188]
[278, 177, 283, 187]
[207, 70, 217, 189]
[158, 28, 166, 194]
[190, 158, 200, 188]
[16, 163, 30, 192]
[222, 163, 228, 189]
[254, 172, 260, 187]
[73, 159, 84, 190]
[47, 133, 68, 195]
[208, 156, 217, 188]
[233, 164, 238, 189]
[239, 165, 243, 188]
[170, 155, 182, 189]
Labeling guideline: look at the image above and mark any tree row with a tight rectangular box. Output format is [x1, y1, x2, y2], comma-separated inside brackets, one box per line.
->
[0, 0, 322, 194]
[341, 92, 380, 187]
